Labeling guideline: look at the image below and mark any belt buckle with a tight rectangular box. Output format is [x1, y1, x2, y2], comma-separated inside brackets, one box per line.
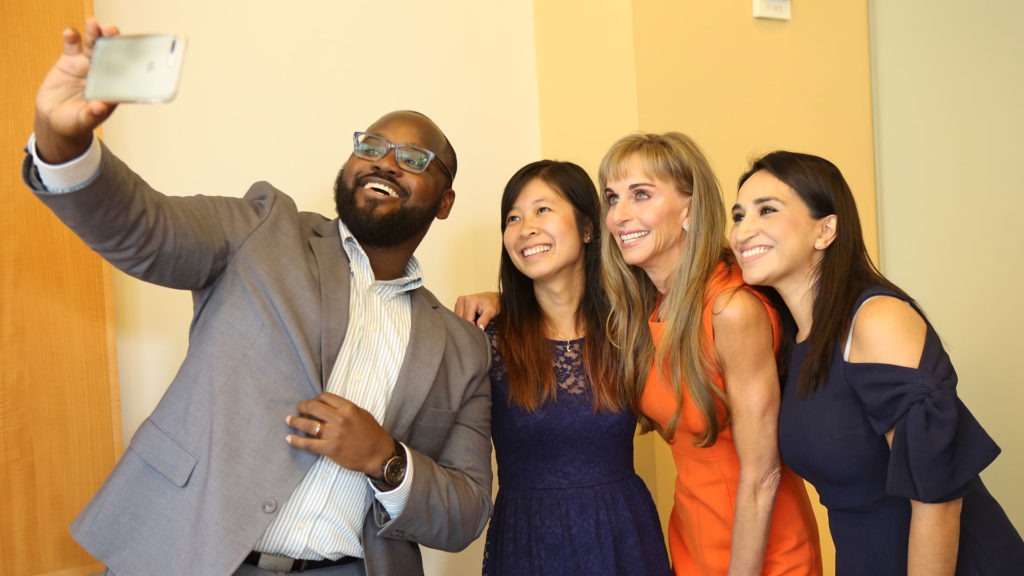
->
[256, 553, 296, 571]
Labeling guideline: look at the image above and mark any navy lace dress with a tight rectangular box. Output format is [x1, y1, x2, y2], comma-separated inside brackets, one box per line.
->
[481, 328, 671, 576]
[779, 286, 1024, 575]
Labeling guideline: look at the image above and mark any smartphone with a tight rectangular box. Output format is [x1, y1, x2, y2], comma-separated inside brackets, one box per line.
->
[84, 34, 187, 103]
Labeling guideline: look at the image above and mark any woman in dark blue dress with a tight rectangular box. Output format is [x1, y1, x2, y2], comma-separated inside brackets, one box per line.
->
[728, 150, 1024, 575]
[474, 160, 670, 576]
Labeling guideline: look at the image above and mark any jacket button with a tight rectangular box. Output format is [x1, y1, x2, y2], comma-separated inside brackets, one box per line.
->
[262, 499, 278, 513]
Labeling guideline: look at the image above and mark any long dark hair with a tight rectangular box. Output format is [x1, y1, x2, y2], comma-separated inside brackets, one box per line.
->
[739, 151, 911, 395]
[497, 160, 622, 411]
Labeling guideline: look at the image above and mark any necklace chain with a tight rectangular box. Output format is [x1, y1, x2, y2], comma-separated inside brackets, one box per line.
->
[544, 319, 576, 353]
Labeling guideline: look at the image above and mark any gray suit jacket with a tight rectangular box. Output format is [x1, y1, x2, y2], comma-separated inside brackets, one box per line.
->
[24, 145, 493, 576]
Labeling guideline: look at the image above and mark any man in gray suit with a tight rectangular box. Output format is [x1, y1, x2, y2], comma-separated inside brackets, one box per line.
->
[23, 19, 492, 576]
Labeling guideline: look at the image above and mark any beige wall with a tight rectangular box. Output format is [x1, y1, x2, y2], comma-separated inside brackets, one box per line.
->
[872, 2, 1023, 530]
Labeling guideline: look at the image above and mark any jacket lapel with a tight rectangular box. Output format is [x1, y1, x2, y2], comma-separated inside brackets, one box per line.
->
[310, 218, 350, 392]
[383, 289, 445, 439]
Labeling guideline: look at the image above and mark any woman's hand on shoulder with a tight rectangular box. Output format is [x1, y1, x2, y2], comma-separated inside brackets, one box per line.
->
[847, 296, 926, 369]
[454, 291, 500, 329]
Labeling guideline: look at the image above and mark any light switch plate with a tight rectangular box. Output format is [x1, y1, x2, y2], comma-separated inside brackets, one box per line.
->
[754, 0, 791, 21]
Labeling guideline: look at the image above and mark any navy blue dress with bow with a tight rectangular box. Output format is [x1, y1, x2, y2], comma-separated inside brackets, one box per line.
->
[779, 287, 1023, 575]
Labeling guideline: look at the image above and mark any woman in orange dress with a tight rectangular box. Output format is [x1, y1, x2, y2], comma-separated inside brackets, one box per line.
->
[599, 132, 821, 575]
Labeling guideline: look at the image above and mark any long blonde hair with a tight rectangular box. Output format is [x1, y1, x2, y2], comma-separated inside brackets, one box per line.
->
[599, 132, 732, 446]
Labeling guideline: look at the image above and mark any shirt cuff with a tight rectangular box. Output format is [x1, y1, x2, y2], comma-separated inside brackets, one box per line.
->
[27, 133, 102, 194]
[370, 442, 413, 519]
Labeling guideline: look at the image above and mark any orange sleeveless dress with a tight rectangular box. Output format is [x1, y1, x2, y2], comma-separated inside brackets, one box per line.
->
[640, 263, 822, 576]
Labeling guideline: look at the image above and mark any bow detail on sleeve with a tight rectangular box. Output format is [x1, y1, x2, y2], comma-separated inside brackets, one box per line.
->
[845, 332, 1000, 503]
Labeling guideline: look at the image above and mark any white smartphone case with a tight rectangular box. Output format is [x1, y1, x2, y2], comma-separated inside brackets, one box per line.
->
[84, 34, 187, 103]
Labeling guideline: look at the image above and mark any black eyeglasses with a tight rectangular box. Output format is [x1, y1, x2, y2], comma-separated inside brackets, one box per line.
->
[352, 132, 453, 180]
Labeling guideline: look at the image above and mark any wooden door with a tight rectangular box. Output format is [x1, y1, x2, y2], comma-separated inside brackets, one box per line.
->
[1, 2, 122, 575]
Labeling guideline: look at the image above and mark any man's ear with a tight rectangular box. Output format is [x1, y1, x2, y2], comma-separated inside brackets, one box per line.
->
[436, 188, 456, 220]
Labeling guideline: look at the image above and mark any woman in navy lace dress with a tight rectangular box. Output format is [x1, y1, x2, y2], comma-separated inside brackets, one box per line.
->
[477, 160, 670, 576]
[729, 150, 1024, 575]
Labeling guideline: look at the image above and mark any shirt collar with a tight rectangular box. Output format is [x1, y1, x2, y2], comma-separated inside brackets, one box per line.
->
[337, 219, 423, 295]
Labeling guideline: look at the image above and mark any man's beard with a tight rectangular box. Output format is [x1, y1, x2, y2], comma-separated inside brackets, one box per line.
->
[333, 168, 442, 248]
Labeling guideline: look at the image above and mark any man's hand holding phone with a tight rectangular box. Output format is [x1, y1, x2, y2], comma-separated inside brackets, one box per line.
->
[34, 18, 121, 164]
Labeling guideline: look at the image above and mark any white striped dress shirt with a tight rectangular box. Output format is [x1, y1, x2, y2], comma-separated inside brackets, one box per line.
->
[252, 219, 421, 561]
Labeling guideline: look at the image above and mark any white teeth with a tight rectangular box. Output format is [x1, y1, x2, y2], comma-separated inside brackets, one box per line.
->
[619, 231, 648, 242]
[742, 246, 770, 258]
[522, 245, 551, 257]
[364, 182, 398, 198]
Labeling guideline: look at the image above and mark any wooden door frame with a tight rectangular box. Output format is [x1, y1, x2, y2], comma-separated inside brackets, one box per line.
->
[2, 2, 122, 575]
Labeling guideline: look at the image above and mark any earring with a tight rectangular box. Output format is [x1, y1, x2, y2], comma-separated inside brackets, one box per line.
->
[683, 221, 690, 232]
[815, 241, 823, 249]
[583, 234, 592, 243]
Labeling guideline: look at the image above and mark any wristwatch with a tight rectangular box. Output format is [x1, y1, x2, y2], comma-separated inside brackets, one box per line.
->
[370, 438, 407, 490]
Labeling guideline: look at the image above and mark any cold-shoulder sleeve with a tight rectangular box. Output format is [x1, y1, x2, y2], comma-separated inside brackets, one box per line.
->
[844, 328, 1000, 503]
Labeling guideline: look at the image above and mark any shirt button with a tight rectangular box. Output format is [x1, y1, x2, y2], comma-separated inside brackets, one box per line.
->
[262, 499, 278, 513]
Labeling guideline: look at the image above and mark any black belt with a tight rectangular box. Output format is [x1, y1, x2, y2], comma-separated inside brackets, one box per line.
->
[244, 551, 361, 572]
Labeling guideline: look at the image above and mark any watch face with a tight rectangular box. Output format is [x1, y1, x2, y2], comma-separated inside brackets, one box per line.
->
[383, 455, 407, 486]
